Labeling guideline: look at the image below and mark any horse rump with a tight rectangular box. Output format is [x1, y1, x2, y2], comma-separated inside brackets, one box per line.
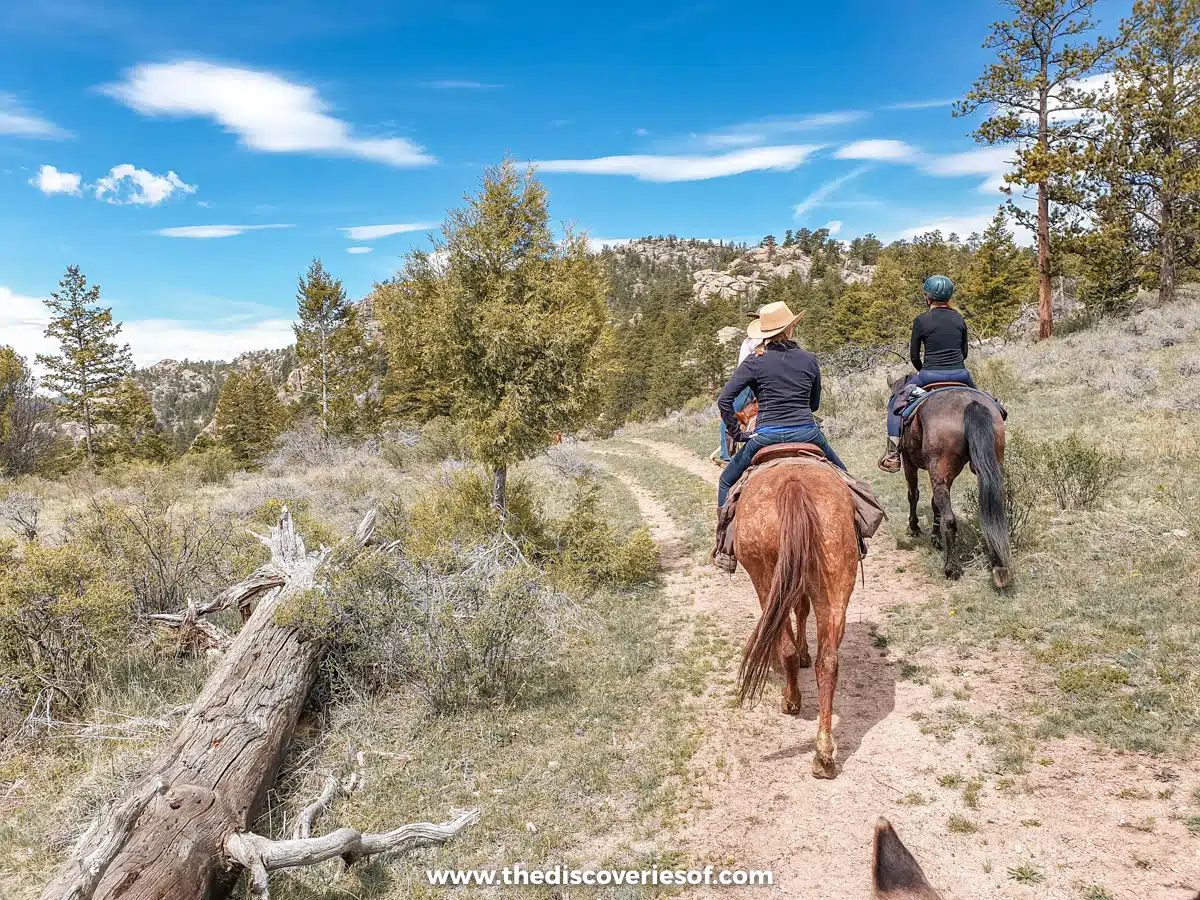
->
[963, 400, 1011, 588]
[737, 478, 826, 704]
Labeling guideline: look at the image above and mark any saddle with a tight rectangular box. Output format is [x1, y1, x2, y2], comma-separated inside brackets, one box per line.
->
[751, 442, 826, 466]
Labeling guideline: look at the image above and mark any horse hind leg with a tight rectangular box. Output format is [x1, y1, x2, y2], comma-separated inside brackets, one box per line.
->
[779, 616, 803, 714]
[796, 596, 812, 668]
[811, 600, 847, 779]
[932, 479, 960, 579]
[904, 459, 921, 537]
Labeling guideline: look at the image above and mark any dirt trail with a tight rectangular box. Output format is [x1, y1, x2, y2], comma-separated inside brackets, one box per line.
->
[596, 438, 1200, 900]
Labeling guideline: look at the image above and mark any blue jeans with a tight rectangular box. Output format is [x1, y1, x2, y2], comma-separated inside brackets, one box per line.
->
[887, 368, 977, 437]
[718, 387, 754, 461]
[718, 425, 846, 508]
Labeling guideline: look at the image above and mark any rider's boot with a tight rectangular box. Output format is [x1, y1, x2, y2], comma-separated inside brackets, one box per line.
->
[877, 437, 901, 473]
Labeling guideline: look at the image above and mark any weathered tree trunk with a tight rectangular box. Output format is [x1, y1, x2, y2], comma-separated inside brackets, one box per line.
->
[493, 464, 507, 512]
[1159, 197, 1177, 307]
[1036, 181, 1054, 340]
[44, 508, 476, 900]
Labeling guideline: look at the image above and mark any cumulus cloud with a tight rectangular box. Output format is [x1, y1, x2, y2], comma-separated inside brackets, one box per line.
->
[94, 164, 196, 205]
[29, 164, 82, 195]
[0, 94, 71, 139]
[346, 246, 373, 254]
[793, 166, 870, 218]
[825, 220, 843, 236]
[835, 139, 920, 162]
[157, 224, 294, 238]
[1, 284, 296, 368]
[102, 61, 434, 167]
[535, 145, 822, 182]
[340, 222, 433, 240]
[585, 237, 634, 251]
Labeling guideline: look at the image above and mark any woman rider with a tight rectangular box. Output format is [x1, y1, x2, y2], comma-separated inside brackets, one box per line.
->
[877, 275, 978, 473]
[716, 301, 846, 511]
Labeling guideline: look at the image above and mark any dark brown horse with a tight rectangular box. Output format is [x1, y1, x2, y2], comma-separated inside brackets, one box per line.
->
[734, 462, 860, 778]
[894, 382, 1011, 588]
[872, 818, 941, 898]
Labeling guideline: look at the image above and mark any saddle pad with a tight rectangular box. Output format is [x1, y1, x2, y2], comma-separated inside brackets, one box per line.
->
[901, 385, 985, 420]
[751, 442, 826, 466]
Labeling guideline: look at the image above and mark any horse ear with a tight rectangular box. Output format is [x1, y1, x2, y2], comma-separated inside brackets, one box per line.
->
[873, 818, 941, 899]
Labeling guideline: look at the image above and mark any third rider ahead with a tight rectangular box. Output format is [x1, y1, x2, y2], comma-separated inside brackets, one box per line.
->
[878, 275, 977, 473]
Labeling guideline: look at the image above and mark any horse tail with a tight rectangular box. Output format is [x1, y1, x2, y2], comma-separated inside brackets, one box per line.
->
[738, 479, 827, 704]
[964, 400, 1012, 588]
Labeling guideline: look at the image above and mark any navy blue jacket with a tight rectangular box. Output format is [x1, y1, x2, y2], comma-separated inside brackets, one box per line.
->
[718, 339, 822, 440]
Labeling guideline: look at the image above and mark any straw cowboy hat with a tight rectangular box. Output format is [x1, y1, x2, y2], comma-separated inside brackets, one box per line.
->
[746, 301, 801, 340]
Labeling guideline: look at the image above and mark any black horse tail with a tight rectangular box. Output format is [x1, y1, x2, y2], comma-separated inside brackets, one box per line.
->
[964, 401, 1012, 589]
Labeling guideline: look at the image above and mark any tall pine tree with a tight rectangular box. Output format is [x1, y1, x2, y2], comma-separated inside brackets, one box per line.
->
[1096, 0, 1200, 305]
[958, 0, 1114, 339]
[36, 266, 132, 464]
[293, 259, 371, 435]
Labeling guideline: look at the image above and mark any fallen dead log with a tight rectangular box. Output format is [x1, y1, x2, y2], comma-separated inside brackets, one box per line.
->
[43, 506, 476, 900]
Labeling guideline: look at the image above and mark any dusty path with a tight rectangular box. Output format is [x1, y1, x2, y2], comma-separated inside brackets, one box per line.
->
[594, 437, 1200, 900]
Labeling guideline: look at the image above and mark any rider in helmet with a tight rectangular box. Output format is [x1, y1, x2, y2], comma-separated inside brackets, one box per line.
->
[877, 275, 978, 473]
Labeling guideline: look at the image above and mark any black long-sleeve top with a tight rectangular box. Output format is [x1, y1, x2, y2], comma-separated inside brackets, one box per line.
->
[910, 306, 969, 371]
[718, 339, 821, 440]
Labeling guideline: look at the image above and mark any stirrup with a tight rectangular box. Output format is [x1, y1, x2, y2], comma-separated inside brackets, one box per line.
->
[877, 452, 901, 474]
[713, 550, 737, 573]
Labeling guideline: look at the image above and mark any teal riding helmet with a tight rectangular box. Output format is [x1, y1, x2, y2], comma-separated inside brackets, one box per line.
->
[923, 274, 955, 302]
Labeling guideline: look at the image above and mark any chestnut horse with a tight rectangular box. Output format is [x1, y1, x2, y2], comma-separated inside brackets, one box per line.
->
[734, 463, 860, 779]
[896, 384, 1011, 589]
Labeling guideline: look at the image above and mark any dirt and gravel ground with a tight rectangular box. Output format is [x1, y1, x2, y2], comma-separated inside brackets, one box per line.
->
[591, 436, 1200, 900]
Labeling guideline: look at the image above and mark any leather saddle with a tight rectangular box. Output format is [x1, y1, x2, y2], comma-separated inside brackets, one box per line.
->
[917, 381, 973, 392]
[751, 442, 826, 466]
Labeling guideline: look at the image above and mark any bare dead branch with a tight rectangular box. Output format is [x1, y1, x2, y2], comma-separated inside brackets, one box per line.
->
[225, 808, 480, 900]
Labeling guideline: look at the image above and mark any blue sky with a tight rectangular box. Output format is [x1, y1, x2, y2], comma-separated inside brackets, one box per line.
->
[1, 0, 1129, 366]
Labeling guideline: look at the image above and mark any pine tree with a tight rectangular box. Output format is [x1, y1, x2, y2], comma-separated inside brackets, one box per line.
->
[293, 259, 371, 434]
[0, 347, 56, 476]
[102, 378, 172, 463]
[960, 210, 1038, 339]
[958, 0, 1114, 339]
[1096, 0, 1200, 305]
[400, 160, 608, 510]
[783, 229, 794, 247]
[213, 367, 284, 465]
[36, 266, 133, 463]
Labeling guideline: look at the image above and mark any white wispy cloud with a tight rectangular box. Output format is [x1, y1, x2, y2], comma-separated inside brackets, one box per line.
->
[346, 246, 374, 254]
[793, 166, 870, 218]
[0, 94, 71, 139]
[1, 286, 296, 367]
[102, 61, 434, 167]
[535, 145, 822, 182]
[157, 224, 294, 238]
[634, 128, 649, 137]
[700, 110, 865, 149]
[835, 139, 921, 162]
[29, 164, 82, 195]
[585, 237, 635, 250]
[923, 146, 1015, 193]
[94, 164, 196, 205]
[882, 98, 957, 111]
[341, 222, 433, 240]
[424, 80, 502, 89]
[825, 220, 843, 236]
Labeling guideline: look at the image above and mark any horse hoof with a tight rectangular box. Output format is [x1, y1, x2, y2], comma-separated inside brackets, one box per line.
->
[944, 566, 962, 580]
[811, 755, 838, 779]
[907, 526, 921, 538]
[799, 653, 812, 669]
[782, 695, 802, 715]
[992, 567, 1012, 590]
